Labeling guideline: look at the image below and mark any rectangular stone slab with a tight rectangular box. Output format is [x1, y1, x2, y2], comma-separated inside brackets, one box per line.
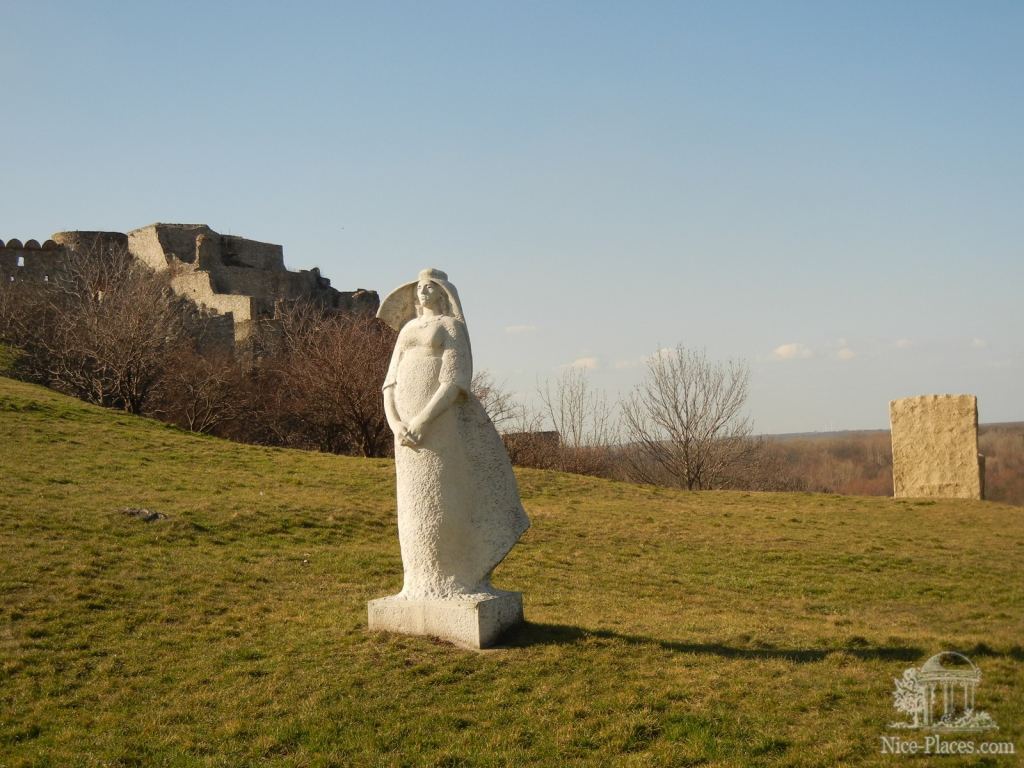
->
[890, 394, 983, 500]
[367, 592, 523, 649]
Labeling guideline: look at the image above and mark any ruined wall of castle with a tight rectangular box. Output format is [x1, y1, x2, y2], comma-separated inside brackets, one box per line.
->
[890, 394, 984, 500]
[2, 223, 378, 347]
[0, 237, 68, 284]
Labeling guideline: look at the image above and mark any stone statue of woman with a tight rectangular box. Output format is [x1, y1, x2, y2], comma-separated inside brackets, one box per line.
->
[367, 268, 529, 648]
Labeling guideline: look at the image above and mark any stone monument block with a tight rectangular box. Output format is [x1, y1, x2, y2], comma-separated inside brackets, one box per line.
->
[890, 394, 983, 500]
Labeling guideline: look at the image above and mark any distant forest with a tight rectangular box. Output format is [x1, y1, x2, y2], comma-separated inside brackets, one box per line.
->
[761, 424, 1024, 506]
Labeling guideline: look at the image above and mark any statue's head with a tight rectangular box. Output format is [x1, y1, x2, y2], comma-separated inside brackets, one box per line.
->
[415, 268, 452, 317]
[377, 267, 466, 331]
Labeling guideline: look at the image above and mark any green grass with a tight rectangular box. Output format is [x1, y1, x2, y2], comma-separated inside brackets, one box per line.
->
[1, 376, 1022, 767]
[0, 344, 18, 375]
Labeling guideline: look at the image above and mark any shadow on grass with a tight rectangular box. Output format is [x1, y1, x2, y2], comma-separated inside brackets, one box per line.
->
[959, 642, 1024, 661]
[500, 622, 928, 662]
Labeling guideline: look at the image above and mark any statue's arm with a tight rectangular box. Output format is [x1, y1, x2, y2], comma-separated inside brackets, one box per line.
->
[383, 385, 406, 436]
[382, 335, 409, 443]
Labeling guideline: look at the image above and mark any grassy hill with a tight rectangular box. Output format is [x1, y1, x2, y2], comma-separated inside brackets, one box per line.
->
[1, 377, 1021, 767]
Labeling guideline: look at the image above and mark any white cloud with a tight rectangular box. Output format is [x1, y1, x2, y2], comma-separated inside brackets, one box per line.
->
[772, 342, 813, 361]
[569, 356, 599, 370]
[504, 324, 538, 334]
[971, 337, 989, 349]
[836, 347, 856, 361]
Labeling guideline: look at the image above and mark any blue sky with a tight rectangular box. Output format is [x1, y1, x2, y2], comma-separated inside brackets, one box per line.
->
[3, 1, 1021, 432]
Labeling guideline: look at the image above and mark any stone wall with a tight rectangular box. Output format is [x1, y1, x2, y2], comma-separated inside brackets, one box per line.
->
[126, 223, 378, 344]
[0, 238, 66, 284]
[51, 231, 129, 258]
[128, 224, 285, 273]
[2, 232, 134, 286]
[890, 394, 984, 500]
[3, 223, 379, 350]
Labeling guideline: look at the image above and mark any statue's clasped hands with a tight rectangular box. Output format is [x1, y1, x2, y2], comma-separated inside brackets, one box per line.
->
[397, 415, 427, 449]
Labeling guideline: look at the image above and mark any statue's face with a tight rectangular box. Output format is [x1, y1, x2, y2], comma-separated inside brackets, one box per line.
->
[416, 280, 444, 311]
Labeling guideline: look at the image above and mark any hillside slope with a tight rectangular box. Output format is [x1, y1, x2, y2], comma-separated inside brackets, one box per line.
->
[1, 377, 1021, 767]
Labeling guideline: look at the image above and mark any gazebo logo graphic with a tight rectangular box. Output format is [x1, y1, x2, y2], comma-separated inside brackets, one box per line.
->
[889, 651, 998, 732]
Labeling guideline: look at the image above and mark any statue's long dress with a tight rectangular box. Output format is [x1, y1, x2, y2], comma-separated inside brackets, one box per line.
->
[384, 314, 529, 598]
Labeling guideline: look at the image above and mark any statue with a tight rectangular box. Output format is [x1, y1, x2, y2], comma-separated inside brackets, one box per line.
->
[367, 268, 530, 648]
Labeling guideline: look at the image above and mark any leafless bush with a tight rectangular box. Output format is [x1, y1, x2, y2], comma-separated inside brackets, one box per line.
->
[501, 403, 561, 469]
[1, 244, 190, 413]
[253, 303, 395, 457]
[149, 349, 253, 434]
[715, 437, 808, 492]
[1, 255, 395, 456]
[471, 370, 520, 432]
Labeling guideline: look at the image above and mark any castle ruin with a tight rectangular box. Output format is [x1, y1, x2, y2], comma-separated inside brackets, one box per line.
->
[1, 224, 378, 347]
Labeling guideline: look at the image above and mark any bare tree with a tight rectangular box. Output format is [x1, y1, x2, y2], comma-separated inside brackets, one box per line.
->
[257, 303, 395, 457]
[621, 346, 756, 490]
[149, 349, 252, 434]
[471, 370, 519, 432]
[536, 368, 619, 476]
[539, 368, 617, 449]
[469, 371, 574, 470]
[1, 243, 189, 413]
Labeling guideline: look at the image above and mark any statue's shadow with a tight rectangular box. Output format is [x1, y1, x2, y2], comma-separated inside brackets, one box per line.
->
[498, 622, 926, 663]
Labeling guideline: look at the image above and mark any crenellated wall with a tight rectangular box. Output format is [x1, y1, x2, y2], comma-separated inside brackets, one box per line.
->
[0, 238, 66, 284]
[2, 222, 379, 348]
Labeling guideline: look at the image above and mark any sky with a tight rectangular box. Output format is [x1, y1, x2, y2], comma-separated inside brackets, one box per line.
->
[3, 1, 1021, 433]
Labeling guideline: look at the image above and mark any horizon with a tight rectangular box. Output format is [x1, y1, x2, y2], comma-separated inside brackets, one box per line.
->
[3, 2, 1021, 433]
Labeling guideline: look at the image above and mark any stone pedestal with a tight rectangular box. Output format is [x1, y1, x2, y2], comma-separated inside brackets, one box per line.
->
[367, 592, 523, 649]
